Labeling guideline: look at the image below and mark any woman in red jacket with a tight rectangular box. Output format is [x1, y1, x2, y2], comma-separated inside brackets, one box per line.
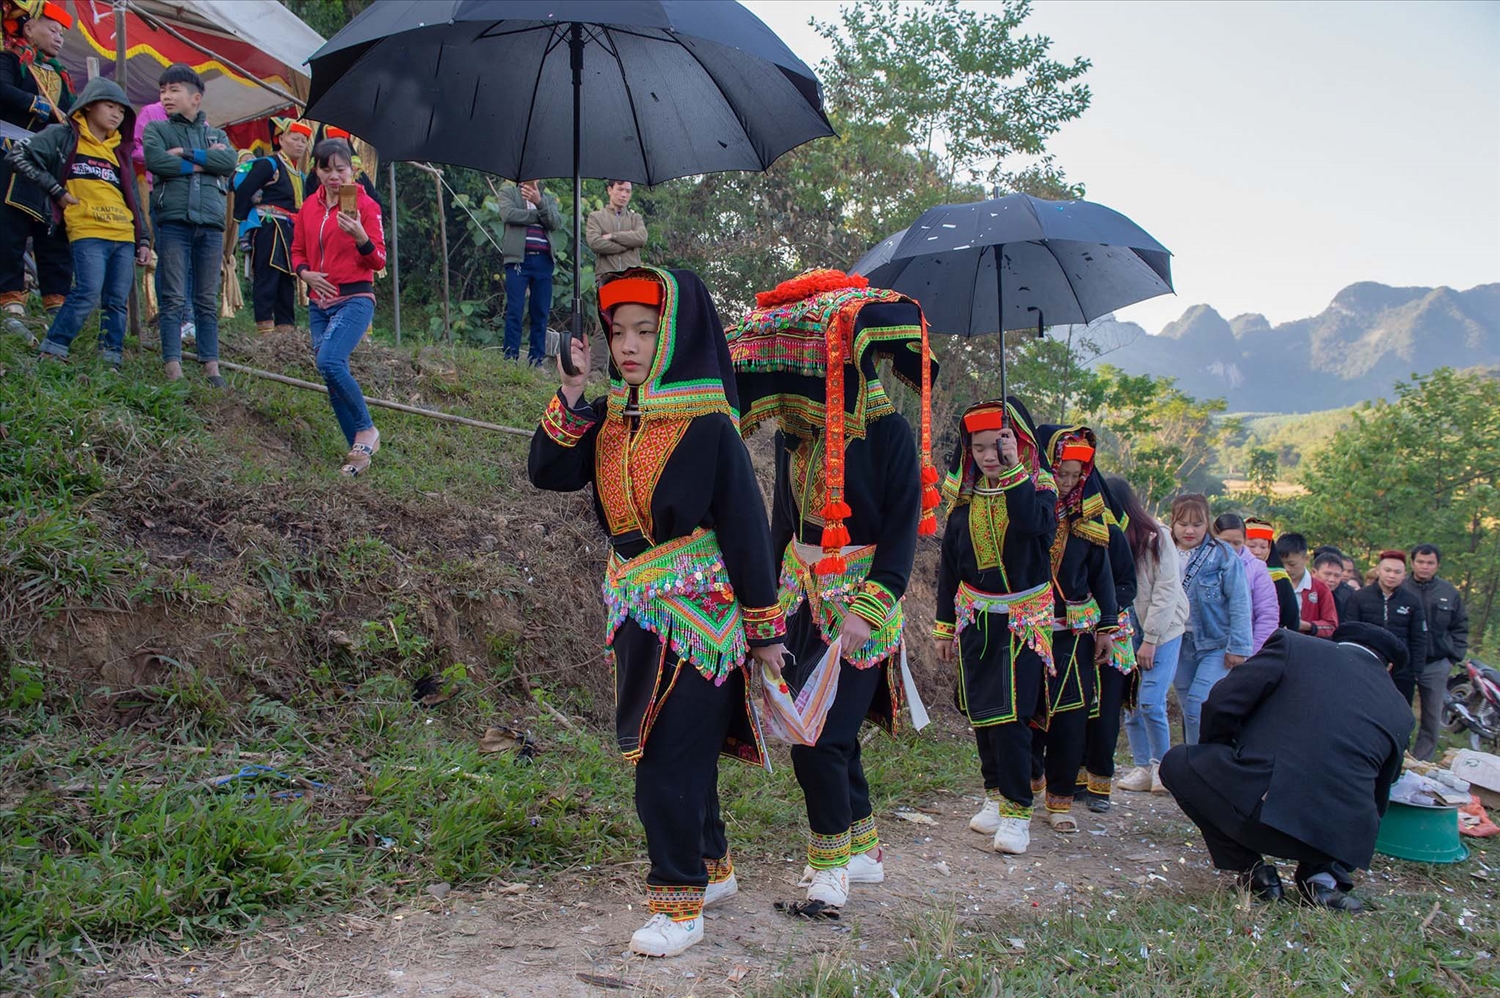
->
[292, 138, 387, 476]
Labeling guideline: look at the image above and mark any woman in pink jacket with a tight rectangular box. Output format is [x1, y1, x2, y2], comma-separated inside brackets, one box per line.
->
[1213, 513, 1279, 653]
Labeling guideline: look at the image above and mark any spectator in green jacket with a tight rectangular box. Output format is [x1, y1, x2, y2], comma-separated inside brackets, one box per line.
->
[499, 179, 563, 365]
[142, 63, 236, 385]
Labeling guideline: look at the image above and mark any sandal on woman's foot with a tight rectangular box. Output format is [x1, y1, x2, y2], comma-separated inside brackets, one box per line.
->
[340, 441, 376, 477]
[1048, 811, 1078, 833]
[206, 374, 227, 388]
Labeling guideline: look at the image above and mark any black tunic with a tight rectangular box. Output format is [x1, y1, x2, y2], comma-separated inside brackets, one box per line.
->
[1, 49, 73, 220]
[771, 413, 921, 734]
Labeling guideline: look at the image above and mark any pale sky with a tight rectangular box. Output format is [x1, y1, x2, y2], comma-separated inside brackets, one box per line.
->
[743, 0, 1500, 333]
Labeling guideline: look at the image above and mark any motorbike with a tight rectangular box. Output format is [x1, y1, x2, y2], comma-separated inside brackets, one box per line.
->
[1444, 658, 1500, 752]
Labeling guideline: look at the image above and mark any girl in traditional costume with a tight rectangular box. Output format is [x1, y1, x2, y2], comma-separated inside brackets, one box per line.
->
[1029, 425, 1120, 834]
[1244, 516, 1301, 632]
[234, 117, 310, 335]
[528, 267, 787, 958]
[727, 269, 938, 912]
[935, 398, 1057, 856]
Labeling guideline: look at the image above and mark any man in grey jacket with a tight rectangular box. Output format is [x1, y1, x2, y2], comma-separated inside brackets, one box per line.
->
[499, 179, 564, 364]
[1405, 543, 1469, 760]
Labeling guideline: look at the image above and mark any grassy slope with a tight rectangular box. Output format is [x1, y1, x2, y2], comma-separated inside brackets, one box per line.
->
[2, 316, 1497, 996]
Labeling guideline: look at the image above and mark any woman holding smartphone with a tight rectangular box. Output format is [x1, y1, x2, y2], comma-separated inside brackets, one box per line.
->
[292, 139, 386, 476]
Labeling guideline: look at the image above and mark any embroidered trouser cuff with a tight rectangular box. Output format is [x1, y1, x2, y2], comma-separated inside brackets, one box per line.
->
[705, 854, 734, 884]
[808, 829, 851, 869]
[985, 788, 1033, 819]
[646, 884, 704, 921]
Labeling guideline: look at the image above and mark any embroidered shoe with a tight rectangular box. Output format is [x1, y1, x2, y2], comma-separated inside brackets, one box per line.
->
[806, 867, 849, 907]
[629, 913, 704, 958]
[992, 816, 1031, 855]
[848, 847, 885, 884]
[704, 872, 738, 907]
[970, 799, 1002, 835]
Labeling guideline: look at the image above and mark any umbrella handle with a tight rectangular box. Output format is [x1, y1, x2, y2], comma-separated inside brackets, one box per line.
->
[559, 21, 585, 380]
[560, 313, 582, 376]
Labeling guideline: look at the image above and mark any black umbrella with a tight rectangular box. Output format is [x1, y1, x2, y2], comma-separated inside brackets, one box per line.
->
[852, 194, 1173, 406]
[304, 0, 834, 372]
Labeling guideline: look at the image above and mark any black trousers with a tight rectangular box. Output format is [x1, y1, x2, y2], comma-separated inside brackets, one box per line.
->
[973, 643, 1047, 807]
[634, 660, 738, 894]
[1082, 664, 1130, 796]
[1030, 707, 1089, 810]
[251, 223, 296, 327]
[1159, 746, 1347, 888]
[0, 202, 72, 307]
[791, 657, 882, 837]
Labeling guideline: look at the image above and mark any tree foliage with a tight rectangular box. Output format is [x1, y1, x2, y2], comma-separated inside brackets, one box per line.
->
[1295, 369, 1500, 650]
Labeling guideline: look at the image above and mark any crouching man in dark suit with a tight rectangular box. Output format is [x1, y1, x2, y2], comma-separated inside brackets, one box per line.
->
[1160, 623, 1414, 912]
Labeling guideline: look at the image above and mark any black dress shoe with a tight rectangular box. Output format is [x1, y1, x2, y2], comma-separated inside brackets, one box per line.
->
[1298, 880, 1364, 913]
[1086, 796, 1111, 813]
[1236, 863, 1284, 902]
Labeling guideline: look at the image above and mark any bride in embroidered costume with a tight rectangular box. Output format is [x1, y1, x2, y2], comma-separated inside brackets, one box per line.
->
[934, 399, 1058, 855]
[527, 268, 787, 959]
[727, 269, 939, 913]
[1029, 424, 1121, 834]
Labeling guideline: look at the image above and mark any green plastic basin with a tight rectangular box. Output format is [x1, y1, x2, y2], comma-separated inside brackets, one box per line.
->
[1374, 801, 1469, 864]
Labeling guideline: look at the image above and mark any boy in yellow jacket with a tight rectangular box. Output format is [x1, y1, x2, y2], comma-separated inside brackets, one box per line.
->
[6, 76, 150, 369]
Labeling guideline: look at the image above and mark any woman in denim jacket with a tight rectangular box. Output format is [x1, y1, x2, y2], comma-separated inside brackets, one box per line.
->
[1168, 494, 1253, 744]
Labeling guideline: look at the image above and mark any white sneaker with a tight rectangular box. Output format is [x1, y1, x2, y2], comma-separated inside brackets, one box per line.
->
[1150, 762, 1168, 794]
[629, 913, 703, 958]
[1117, 765, 1154, 793]
[704, 872, 738, 907]
[970, 799, 1002, 835]
[806, 867, 849, 907]
[848, 847, 885, 884]
[992, 816, 1030, 855]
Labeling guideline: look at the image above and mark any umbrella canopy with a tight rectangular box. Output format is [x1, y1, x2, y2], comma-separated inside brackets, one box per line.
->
[852, 194, 1173, 337]
[302, 0, 833, 184]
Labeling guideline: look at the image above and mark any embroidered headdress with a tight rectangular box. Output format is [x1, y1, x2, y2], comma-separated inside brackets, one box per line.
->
[727, 269, 940, 574]
[942, 397, 1052, 511]
[1040, 424, 1111, 548]
[597, 267, 738, 424]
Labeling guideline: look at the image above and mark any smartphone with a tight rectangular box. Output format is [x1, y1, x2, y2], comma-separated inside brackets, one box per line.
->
[338, 184, 358, 217]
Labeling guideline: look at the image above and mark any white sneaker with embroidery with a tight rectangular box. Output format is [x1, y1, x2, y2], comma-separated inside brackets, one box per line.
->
[806, 866, 849, 907]
[992, 816, 1031, 855]
[848, 847, 885, 883]
[629, 913, 703, 958]
[704, 872, 738, 907]
[970, 799, 1002, 834]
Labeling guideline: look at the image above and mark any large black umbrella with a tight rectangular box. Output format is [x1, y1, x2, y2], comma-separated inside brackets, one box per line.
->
[304, 0, 834, 372]
[852, 194, 1173, 405]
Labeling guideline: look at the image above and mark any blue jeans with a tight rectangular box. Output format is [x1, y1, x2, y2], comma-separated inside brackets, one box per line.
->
[503, 252, 552, 363]
[156, 220, 222, 362]
[1172, 630, 1230, 746]
[310, 297, 376, 445]
[39, 238, 135, 363]
[1125, 634, 1182, 765]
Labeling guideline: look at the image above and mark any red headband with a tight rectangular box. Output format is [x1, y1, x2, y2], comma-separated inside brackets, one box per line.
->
[963, 409, 1005, 433]
[323, 126, 351, 140]
[1246, 525, 1275, 541]
[599, 276, 662, 312]
[1059, 442, 1094, 464]
[286, 121, 314, 138]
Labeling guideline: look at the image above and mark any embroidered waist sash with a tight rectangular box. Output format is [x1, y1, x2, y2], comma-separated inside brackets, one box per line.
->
[1054, 596, 1102, 633]
[781, 540, 902, 668]
[603, 528, 747, 685]
[954, 580, 1054, 674]
[1109, 612, 1138, 674]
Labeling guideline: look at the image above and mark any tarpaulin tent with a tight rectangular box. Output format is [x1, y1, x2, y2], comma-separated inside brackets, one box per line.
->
[55, 0, 323, 135]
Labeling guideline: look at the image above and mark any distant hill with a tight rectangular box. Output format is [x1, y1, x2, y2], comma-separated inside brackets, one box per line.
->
[1081, 282, 1500, 413]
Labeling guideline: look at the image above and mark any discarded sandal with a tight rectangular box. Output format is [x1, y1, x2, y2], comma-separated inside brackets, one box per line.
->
[774, 898, 841, 919]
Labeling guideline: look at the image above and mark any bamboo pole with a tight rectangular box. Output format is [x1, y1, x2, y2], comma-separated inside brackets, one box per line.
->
[177, 352, 532, 438]
[389, 162, 401, 345]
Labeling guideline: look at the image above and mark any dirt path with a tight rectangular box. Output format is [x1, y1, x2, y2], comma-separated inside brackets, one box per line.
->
[86, 790, 1211, 998]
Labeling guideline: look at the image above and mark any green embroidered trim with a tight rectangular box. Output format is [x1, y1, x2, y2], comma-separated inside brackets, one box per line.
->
[705, 854, 734, 884]
[933, 619, 957, 641]
[954, 581, 1055, 675]
[540, 393, 595, 447]
[779, 543, 903, 668]
[1064, 597, 1102, 633]
[995, 794, 1032, 820]
[808, 829, 851, 870]
[969, 488, 1010, 575]
[850, 816, 879, 856]
[849, 581, 898, 628]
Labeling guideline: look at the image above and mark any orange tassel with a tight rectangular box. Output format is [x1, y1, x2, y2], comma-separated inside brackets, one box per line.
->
[918, 511, 938, 536]
[922, 485, 941, 510]
[822, 522, 850, 548]
[921, 465, 939, 486]
[823, 499, 852, 520]
[816, 554, 848, 576]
